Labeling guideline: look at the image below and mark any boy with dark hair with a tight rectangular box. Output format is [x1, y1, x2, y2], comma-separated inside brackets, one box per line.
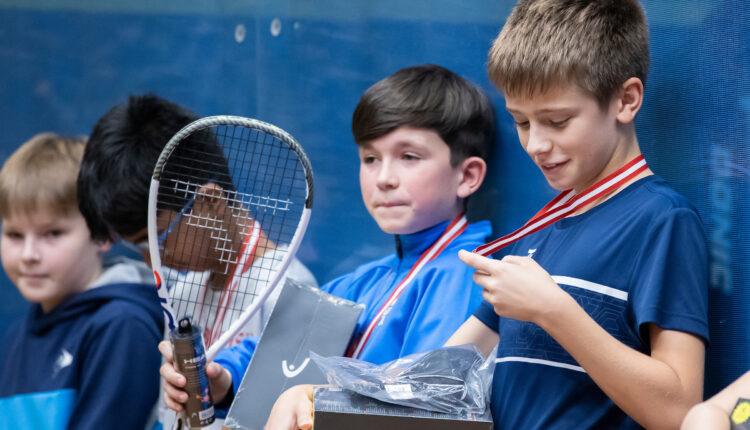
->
[352, 63, 493, 166]
[160, 64, 497, 418]
[78, 95, 216, 243]
[0, 133, 163, 429]
[268, 1, 709, 429]
[79, 95, 320, 428]
[78, 94, 317, 343]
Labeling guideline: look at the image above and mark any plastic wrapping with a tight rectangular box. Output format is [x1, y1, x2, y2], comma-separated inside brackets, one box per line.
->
[311, 344, 496, 415]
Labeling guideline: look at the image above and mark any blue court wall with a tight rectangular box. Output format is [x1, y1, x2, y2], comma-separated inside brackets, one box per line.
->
[0, 0, 747, 398]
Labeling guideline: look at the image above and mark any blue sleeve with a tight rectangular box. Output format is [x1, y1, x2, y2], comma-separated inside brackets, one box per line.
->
[473, 300, 499, 333]
[319, 271, 357, 301]
[68, 314, 162, 430]
[630, 207, 709, 343]
[213, 337, 258, 396]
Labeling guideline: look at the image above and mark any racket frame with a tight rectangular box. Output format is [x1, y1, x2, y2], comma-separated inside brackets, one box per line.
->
[147, 115, 314, 360]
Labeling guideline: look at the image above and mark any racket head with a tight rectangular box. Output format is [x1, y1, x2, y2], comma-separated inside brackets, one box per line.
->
[147, 115, 313, 346]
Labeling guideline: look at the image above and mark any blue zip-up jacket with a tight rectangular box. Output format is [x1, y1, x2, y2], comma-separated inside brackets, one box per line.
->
[0, 260, 163, 430]
[215, 220, 492, 396]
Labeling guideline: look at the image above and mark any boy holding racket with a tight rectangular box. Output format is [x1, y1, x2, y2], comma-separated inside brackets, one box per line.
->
[160, 64, 497, 413]
[0, 133, 163, 429]
[267, 1, 709, 429]
[78, 94, 318, 343]
[78, 95, 319, 427]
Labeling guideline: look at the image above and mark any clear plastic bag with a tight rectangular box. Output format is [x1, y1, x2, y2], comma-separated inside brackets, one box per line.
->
[310, 343, 496, 415]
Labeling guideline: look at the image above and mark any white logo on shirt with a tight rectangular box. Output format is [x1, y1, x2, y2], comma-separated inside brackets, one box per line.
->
[378, 305, 394, 326]
[527, 248, 537, 258]
[53, 349, 73, 376]
[282, 357, 310, 378]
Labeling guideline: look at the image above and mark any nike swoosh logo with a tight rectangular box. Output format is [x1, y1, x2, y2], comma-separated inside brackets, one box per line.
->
[282, 357, 310, 378]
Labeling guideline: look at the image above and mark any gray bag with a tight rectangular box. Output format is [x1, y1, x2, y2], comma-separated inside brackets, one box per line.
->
[222, 278, 363, 430]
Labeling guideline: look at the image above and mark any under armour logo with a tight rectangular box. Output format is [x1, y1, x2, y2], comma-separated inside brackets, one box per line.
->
[282, 357, 310, 378]
[527, 249, 537, 258]
[54, 349, 73, 376]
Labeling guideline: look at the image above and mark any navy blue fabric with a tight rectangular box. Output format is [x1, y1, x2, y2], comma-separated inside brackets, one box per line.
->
[0, 283, 163, 430]
[474, 175, 709, 429]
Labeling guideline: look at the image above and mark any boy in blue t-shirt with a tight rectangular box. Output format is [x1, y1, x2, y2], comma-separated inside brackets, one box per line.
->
[0, 134, 163, 429]
[159, 64, 497, 416]
[447, 1, 708, 429]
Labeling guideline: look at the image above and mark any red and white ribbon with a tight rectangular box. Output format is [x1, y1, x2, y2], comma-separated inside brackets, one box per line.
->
[474, 154, 648, 257]
[350, 213, 469, 358]
[205, 220, 262, 345]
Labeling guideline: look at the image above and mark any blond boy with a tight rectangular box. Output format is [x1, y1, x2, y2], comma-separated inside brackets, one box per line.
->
[0, 133, 163, 429]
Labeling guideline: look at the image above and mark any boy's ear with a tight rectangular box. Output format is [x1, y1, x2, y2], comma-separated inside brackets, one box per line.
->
[456, 156, 487, 199]
[614, 77, 644, 124]
[96, 240, 112, 254]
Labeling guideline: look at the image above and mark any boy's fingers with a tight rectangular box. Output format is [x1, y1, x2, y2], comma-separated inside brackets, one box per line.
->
[160, 362, 186, 387]
[205, 362, 223, 378]
[458, 249, 494, 273]
[158, 340, 173, 362]
[163, 380, 189, 404]
[295, 398, 313, 430]
[163, 392, 184, 412]
[501, 254, 532, 265]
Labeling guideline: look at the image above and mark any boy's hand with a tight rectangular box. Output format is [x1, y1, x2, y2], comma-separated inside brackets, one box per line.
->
[265, 384, 315, 430]
[458, 250, 570, 324]
[157, 340, 233, 412]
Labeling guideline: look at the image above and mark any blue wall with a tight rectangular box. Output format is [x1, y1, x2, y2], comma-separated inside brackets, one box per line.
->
[0, 0, 748, 398]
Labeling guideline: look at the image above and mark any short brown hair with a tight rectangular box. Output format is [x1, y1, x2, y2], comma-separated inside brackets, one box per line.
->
[352, 64, 495, 167]
[488, 0, 649, 106]
[0, 133, 86, 218]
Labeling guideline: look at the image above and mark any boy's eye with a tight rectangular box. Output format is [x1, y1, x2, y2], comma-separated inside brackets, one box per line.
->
[402, 153, 420, 161]
[549, 118, 570, 128]
[3, 231, 22, 240]
[514, 121, 530, 129]
[43, 229, 65, 238]
[362, 155, 377, 164]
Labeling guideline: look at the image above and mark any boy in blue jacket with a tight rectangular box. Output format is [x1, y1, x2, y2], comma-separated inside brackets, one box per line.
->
[0, 133, 163, 429]
[160, 64, 497, 414]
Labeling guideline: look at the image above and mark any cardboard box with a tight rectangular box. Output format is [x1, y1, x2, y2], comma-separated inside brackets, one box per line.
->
[313, 387, 494, 430]
[222, 279, 363, 430]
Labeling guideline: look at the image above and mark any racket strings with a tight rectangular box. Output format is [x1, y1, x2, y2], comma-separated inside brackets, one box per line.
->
[156, 123, 307, 347]
[168, 178, 295, 216]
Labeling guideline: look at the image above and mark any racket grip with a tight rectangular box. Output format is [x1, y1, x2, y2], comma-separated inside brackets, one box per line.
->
[170, 317, 215, 428]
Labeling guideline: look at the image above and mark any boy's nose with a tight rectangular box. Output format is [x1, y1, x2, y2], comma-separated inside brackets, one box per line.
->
[21, 237, 41, 262]
[376, 161, 399, 189]
[525, 126, 552, 157]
